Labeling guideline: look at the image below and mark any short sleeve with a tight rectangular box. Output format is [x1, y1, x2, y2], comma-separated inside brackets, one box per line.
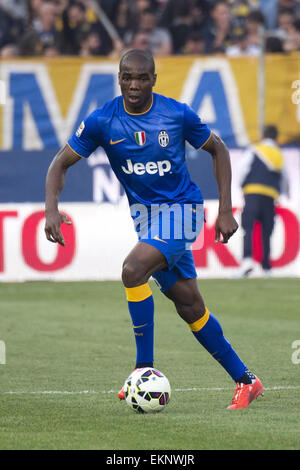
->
[67, 110, 100, 158]
[183, 104, 212, 150]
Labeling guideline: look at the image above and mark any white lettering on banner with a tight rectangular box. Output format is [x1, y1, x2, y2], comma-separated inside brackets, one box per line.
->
[291, 80, 300, 105]
[0, 201, 299, 281]
[121, 159, 171, 176]
[291, 79, 300, 123]
[93, 167, 121, 203]
[180, 58, 249, 147]
[0, 209, 75, 278]
[0, 63, 120, 150]
[0, 80, 6, 105]
[87, 149, 109, 166]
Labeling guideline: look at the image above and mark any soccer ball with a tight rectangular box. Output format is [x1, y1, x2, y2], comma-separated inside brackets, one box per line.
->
[124, 367, 171, 413]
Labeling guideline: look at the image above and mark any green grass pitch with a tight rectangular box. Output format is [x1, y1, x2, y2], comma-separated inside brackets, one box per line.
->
[0, 279, 299, 450]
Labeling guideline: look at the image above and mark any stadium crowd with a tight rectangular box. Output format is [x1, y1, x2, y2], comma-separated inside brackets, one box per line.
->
[0, 0, 300, 58]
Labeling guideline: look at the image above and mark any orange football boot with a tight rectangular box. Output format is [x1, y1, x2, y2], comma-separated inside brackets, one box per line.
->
[118, 385, 125, 400]
[118, 369, 138, 400]
[227, 377, 264, 410]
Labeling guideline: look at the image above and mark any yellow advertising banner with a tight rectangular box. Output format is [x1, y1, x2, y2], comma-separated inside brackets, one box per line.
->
[0, 54, 299, 150]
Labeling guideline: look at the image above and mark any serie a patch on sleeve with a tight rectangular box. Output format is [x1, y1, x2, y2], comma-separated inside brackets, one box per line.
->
[75, 121, 85, 137]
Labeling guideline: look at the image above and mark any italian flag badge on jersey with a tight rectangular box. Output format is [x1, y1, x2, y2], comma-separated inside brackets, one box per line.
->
[134, 131, 146, 146]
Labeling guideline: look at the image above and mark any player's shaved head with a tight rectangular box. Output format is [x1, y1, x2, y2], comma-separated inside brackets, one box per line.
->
[119, 49, 155, 75]
[119, 49, 157, 114]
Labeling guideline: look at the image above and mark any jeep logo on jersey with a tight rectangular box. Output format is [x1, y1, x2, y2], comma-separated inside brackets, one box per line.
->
[134, 131, 146, 146]
[158, 130, 169, 148]
[121, 159, 171, 176]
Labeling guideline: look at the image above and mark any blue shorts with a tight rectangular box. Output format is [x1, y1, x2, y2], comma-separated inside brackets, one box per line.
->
[132, 203, 204, 293]
[150, 248, 197, 293]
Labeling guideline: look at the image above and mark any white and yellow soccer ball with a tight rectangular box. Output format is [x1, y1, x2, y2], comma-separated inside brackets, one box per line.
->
[124, 367, 171, 413]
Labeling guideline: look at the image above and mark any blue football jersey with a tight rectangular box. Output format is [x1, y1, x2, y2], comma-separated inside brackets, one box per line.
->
[68, 93, 211, 207]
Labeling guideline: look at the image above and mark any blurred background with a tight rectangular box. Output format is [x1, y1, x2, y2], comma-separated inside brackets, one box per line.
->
[1, 0, 300, 58]
[0, 0, 299, 281]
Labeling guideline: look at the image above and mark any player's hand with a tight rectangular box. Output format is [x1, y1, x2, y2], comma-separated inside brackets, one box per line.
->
[214, 211, 238, 244]
[44, 211, 72, 246]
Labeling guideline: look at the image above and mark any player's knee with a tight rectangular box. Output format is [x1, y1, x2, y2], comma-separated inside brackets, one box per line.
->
[122, 261, 135, 286]
[122, 260, 147, 287]
[176, 296, 206, 324]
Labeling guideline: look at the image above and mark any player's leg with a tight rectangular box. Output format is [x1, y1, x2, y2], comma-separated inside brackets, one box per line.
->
[154, 257, 263, 409]
[164, 277, 252, 384]
[122, 200, 203, 366]
[122, 241, 167, 369]
[119, 197, 200, 394]
[122, 241, 167, 288]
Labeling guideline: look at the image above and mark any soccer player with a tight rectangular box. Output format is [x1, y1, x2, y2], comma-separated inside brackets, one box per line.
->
[44, 49, 263, 409]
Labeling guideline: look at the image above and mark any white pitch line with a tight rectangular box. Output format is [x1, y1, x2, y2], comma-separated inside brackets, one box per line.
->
[1, 385, 300, 396]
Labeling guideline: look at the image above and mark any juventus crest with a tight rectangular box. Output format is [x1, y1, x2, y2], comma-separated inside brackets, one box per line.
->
[158, 130, 169, 148]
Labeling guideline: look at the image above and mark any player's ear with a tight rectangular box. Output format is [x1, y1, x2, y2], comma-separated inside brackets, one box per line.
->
[152, 74, 157, 87]
[118, 72, 121, 85]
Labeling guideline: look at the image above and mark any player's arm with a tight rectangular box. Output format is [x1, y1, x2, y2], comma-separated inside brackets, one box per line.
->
[202, 132, 238, 244]
[45, 144, 81, 246]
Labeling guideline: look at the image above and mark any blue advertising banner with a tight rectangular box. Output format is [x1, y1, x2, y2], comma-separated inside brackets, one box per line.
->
[0, 148, 218, 203]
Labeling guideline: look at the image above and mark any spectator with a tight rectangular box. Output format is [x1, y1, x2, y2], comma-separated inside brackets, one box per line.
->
[273, 0, 300, 33]
[79, 31, 107, 57]
[134, 0, 157, 16]
[53, 0, 69, 22]
[205, 1, 233, 54]
[129, 30, 151, 51]
[159, 0, 209, 31]
[141, 7, 172, 55]
[60, 2, 93, 54]
[59, 2, 113, 55]
[228, 0, 261, 30]
[0, 44, 19, 58]
[19, 1, 62, 56]
[112, 0, 131, 40]
[126, 7, 172, 55]
[277, 0, 295, 11]
[27, 0, 48, 27]
[43, 45, 60, 57]
[245, 10, 266, 48]
[127, 0, 159, 26]
[0, 3, 24, 52]
[283, 18, 300, 51]
[226, 28, 261, 56]
[274, 8, 295, 41]
[183, 31, 206, 55]
[265, 35, 284, 52]
[1, 0, 297, 58]
[169, 2, 192, 54]
[189, 4, 207, 34]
